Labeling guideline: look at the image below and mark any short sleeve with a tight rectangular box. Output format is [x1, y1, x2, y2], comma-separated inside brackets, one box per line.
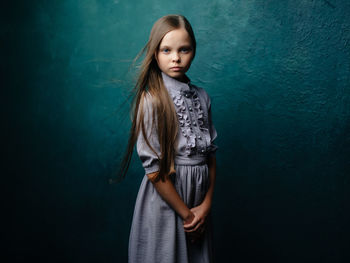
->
[207, 95, 218, 158]
[136, 93, 161, 174]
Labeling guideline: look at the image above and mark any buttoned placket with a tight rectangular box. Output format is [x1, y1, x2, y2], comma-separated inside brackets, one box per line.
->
[162, 72, 208, 156]
[181, 87, 206, 155]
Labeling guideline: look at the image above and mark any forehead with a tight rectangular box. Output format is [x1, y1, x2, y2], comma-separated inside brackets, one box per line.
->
[159, 28, 192, 47]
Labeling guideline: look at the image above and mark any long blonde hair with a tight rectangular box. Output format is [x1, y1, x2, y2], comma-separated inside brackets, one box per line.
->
[111, 14, 196, 183]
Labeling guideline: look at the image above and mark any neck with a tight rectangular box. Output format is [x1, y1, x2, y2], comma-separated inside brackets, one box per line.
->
[174, 74, 189, 83]
[161, 71, 191, 92]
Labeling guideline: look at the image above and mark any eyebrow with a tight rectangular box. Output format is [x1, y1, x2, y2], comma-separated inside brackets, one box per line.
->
[159, 45, 192, 49]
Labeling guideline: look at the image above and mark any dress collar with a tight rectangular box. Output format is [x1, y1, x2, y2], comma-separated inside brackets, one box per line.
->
[161, 71, 192, 92]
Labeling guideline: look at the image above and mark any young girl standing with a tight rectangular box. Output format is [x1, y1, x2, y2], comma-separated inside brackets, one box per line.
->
[117, 14, 218, 263]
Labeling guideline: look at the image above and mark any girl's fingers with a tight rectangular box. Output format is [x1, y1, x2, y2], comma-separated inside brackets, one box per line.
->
[189, 220, 203, 232]
[183, 218, 200, 230]
[192, 220, 206, 233]
[183, 215, 199, 228]
[184, 219, 204, 232]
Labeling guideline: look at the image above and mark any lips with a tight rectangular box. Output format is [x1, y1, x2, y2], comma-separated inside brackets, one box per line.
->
[170, 67, 182, 71]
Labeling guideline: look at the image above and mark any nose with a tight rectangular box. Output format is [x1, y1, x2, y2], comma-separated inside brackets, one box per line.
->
[172, 52, 180, 62]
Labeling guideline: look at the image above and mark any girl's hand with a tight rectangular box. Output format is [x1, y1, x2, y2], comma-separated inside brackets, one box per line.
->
[185, 222, 206, 243]
[183, 203, 210, 243]
[182, 211, 195, 225]
[183, 202, 210, 233]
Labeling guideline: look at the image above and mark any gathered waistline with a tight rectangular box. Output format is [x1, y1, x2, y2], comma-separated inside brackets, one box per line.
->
[174, 155, 207, 165]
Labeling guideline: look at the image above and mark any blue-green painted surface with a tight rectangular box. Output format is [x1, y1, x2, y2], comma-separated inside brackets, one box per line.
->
[4, 0, 350, 262]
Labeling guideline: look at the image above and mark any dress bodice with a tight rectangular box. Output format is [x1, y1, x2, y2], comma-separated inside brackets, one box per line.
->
[136, 72, 218, 174]
[161, 72, 218, 158]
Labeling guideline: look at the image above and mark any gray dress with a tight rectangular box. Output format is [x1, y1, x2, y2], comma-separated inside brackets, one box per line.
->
[128, 72, 218, 263]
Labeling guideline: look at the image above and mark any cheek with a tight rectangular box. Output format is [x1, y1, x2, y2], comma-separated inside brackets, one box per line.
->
[157, 54, 168, 65]
[185, 54, 194, 64]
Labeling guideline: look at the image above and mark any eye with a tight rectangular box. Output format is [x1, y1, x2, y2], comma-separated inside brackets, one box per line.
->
[162, 48, 170, 53]
[180, 47, 191, 53]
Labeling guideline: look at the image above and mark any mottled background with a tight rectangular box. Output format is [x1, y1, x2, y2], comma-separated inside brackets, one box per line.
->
[3, 0, 350, 262]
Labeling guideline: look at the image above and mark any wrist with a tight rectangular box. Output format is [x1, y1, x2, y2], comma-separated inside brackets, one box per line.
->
[202, 196, 212, 207]
[201, 199, 212, 215]
[182, 210, 194, 222]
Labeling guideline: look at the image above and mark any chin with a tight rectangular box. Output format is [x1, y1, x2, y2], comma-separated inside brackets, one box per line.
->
[168, 72, 184, 79]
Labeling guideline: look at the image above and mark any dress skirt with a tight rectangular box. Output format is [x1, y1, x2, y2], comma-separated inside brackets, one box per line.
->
[128, 158, 214, 263]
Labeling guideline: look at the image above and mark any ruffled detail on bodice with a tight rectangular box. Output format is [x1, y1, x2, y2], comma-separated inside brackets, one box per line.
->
[190, 89, 205, 128]
[172, 88, 206, 156]
[160, 71, 217, 157]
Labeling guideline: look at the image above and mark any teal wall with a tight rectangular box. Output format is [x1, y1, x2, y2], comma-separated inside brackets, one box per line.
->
[4, 0, 350, 262]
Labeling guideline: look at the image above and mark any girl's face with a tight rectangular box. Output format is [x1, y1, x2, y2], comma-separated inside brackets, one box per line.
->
[155, 28, 194, 82]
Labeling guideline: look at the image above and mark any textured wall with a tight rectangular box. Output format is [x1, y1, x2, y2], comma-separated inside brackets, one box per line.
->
[4, 0, 350, 262]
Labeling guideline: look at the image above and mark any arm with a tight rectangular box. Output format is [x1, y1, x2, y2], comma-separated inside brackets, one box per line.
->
[147, 171, 195, 223]
[202, 92, 218, 210]
[137, 92, 194, 223]
[201, 155, 216, 212]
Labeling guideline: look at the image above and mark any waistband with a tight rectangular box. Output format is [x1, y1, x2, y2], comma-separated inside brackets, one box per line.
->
[174, 155, 207, 165]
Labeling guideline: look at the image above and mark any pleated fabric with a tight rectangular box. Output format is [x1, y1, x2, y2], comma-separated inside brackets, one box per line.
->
[128, 163, 214, 263]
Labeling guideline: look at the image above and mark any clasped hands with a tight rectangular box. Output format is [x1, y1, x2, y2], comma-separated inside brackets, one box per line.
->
[183, 202, 210, 243]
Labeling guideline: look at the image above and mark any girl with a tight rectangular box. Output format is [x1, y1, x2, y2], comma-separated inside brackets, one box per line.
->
[117, 14, 218, 263]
